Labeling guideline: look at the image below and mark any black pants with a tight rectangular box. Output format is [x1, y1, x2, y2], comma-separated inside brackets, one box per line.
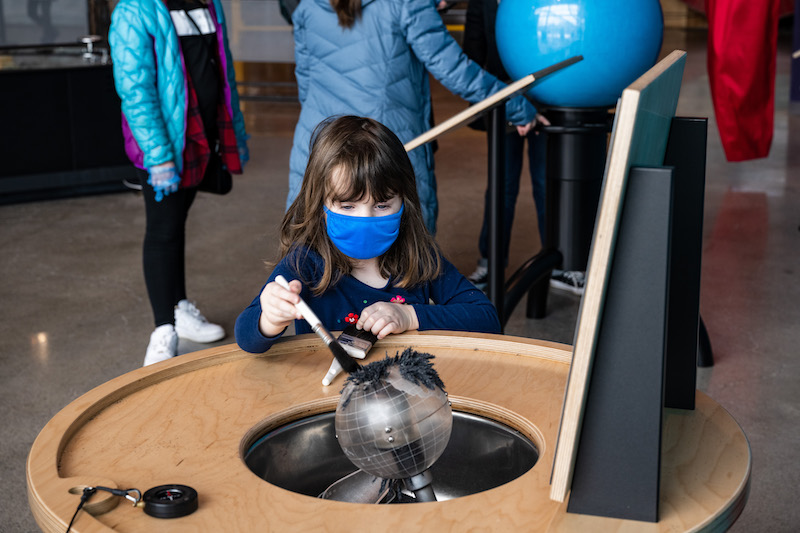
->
[139, 169, 197, 327]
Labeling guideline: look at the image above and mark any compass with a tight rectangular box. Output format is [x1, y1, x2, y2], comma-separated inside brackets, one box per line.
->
[142, 484, 198, 518]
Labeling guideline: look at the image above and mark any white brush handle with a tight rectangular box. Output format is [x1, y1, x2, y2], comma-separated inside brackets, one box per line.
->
[322, 359, 343, 387]
[275, 275, 345, 385]
[275, 275, 322, 329]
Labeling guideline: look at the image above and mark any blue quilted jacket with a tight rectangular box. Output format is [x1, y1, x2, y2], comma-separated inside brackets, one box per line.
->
[288, 0, 537, 232]
[109, 0, 247, 172]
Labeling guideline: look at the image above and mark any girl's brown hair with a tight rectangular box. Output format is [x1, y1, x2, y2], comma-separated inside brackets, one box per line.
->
[330, 0, 362, 28]
[280, 115, 441, 295]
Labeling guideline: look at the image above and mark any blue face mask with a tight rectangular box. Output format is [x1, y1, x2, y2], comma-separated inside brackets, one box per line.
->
[323, 204, 404, 259]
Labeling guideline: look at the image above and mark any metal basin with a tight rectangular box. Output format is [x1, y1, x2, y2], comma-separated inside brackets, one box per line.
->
[244, 411, 538, 501]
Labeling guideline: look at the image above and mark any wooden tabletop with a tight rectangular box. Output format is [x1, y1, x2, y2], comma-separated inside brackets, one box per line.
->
[27, 332, 750, 532]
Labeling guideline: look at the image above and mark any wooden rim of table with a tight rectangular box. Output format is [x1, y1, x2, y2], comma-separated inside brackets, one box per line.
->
[27, 331, 750, 532]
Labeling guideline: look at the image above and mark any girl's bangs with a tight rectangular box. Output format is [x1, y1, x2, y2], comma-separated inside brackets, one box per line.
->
[329, 160, 399, 203]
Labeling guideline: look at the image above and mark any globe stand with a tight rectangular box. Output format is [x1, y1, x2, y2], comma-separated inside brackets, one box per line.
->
[494, 106, 612, 327]
[485, 105, 507, 318]
[404, 470, 437, 502]
[542, 107, 612, 271]
[484, 93, 566, 326]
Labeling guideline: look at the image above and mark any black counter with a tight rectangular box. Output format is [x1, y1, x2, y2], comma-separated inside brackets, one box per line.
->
[0, 47, 135, 204]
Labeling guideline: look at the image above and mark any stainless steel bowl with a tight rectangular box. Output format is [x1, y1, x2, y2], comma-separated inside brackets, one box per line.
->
[244, 410, 538, 502]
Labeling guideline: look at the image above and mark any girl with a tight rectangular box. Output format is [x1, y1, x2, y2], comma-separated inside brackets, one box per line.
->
[235, 116, 500, 354]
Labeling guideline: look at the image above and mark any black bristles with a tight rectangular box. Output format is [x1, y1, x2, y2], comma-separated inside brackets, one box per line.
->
[329, 339, 361, 374]
[340, 348, 445, 405]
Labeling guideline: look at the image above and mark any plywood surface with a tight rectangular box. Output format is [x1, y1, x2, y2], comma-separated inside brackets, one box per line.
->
[27, 331, 748, 532]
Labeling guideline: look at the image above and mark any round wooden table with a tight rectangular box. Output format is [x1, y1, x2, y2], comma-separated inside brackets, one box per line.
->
[27, 332, 750, 532]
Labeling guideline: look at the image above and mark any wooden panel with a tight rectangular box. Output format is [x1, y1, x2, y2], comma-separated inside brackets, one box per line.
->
[549, 50, 687, 503]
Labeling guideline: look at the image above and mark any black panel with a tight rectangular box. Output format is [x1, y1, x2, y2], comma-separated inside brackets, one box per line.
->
[663, 117, 710, 407]
[567, 166, 674, 522]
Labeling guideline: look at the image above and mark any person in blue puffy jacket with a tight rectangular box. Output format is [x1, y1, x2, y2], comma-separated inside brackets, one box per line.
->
[109, 0, 249, 366]
[287, 0, 540, 235]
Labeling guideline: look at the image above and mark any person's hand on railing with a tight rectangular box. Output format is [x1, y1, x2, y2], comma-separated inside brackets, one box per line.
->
[517, 113, 551, 136]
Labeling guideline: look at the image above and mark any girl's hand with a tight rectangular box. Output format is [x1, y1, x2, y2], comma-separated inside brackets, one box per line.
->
[357, 302, 419, 339]
[258, 278, 303, 337]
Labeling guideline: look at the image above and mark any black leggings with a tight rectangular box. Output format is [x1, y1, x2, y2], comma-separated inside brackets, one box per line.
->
[140, 169, 197, 327]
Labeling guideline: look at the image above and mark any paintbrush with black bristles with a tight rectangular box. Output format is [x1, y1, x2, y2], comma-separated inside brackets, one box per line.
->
[275, 275, 360, 374]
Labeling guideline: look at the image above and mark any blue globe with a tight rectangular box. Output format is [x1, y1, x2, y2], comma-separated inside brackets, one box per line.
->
[496, 0, 664, 108]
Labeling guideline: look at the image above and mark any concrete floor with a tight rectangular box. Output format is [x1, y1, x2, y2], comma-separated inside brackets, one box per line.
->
[2, 29, 799, 531]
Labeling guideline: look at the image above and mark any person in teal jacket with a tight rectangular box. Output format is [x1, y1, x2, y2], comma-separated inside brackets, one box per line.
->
[288, 0, 539, 234]
[109, 0, 249, 366]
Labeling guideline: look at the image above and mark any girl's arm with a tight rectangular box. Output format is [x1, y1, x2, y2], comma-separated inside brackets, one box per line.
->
[235, 286, 280, 354]
[258, 278, 303, 337]
[235, 264, 304, 353]
[413, 257, 502, 334]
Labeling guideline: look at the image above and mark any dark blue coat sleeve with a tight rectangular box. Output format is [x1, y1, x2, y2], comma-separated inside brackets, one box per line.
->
[413, 257, 501, 334]
[234, 284, 279, 354]
[234, 258, 307, 353]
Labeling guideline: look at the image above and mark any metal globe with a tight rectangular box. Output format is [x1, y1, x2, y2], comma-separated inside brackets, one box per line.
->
[335, 364, 452, 480]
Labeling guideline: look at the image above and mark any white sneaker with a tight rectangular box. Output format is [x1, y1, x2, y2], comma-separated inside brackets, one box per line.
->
[174, 299, 225, 343]
[144, 324, 178, 366]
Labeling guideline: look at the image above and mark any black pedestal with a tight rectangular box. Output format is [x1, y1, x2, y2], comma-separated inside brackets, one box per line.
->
[544, 107, 611, 271]
[507, 108, 611, 325]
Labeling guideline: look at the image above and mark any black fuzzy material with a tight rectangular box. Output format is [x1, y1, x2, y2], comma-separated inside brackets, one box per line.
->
[340, 348, 445, 406]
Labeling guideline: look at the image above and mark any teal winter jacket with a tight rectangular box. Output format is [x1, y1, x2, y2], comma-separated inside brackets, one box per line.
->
[288, 0, 537, 232]
[109, 0, 247, 173]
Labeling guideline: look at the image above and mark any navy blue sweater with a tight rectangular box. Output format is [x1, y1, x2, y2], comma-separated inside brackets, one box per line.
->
[235, 247, 501, 353]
